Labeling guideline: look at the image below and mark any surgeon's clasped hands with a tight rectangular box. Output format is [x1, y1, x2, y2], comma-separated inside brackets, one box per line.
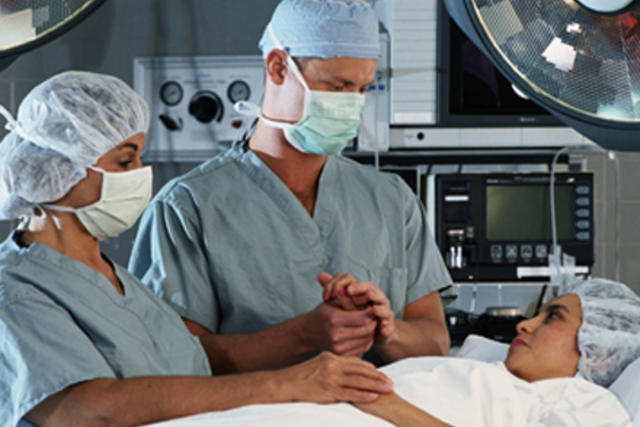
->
[302, 296, 378, 356]
[319, 272, 397, 349]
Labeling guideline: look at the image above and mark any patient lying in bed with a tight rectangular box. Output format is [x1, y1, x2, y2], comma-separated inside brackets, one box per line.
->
[149, 278, 640, 427]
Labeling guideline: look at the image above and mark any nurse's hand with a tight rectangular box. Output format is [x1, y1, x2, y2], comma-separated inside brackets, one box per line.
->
[303, 301, 377, 356]
[280, 351, 393, 403]
[344, 280, 397, 346]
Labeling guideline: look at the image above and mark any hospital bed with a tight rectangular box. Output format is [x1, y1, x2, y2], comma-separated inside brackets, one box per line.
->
[146, 335, 640, 427]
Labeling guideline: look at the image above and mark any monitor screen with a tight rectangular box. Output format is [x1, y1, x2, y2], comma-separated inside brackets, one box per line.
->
[448, 19, 550, 116]
[486, 185, 574, 242]
[438, 13, 562, 126]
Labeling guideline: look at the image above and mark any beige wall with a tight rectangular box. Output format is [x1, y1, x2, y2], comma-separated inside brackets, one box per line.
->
[586, 151, 640, 294]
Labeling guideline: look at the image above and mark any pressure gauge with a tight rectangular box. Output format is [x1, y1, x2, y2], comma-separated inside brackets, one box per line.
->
[227, 80, 251, 103]
[160, 81, 184, 106]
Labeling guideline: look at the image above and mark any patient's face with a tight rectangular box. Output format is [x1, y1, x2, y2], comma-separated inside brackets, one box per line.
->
[505, 293, 582, 382]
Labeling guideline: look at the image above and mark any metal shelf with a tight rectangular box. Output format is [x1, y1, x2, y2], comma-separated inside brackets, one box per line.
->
[344, 148, 576, 167]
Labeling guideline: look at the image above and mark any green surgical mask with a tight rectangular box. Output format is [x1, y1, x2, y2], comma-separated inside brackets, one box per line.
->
[259, 25, 366, 156]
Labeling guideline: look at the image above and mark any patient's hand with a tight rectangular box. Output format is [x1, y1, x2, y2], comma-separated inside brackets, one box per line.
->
[318, 272, 369, 311]
[318, 273, 371, 311]
[281, 351, 393, 403]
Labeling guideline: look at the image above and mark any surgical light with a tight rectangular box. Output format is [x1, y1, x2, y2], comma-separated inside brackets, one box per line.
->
[0, 0, 106, 73]
[444, 0, 640, 151]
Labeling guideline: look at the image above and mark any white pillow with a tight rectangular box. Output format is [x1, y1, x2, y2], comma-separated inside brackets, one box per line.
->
[457, 334, 640, 425]
[609, 357, 640, 425]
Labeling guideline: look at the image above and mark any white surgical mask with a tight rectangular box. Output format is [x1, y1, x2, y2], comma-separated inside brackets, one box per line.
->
[259, 25, 367, 155]
[45, 166, 153, 240]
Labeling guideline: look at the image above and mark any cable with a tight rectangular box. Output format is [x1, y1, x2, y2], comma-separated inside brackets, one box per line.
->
[609, 151, 621, 282]
[550, 146, 571, 259]
[373, 77, 380, 171]
[533, 284, 548, 315]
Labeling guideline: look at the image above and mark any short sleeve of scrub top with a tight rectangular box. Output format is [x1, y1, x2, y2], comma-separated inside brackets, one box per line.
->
[393, 173, 454, 306]
[0, 231, 211, 427]
[129, 187, 219, 332]
[0, 292, 115, 427]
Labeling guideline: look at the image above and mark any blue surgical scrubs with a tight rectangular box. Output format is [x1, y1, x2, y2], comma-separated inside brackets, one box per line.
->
[130, 143, 453, 359]
[0, 233, 211, 427]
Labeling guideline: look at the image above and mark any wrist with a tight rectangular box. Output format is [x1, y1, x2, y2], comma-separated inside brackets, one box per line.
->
[272, 363, 307, 403]
[374, 320, 400, 351]
[292, 311, 318, 356]
[269, 368, 295, 402]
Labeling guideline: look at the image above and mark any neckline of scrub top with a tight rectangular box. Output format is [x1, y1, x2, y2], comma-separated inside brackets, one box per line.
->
[232, 143, 338, 256]
[7, 231, 133, 302]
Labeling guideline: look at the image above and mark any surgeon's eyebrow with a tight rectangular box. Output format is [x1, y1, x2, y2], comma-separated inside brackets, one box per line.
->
[329, 77, 376, 87]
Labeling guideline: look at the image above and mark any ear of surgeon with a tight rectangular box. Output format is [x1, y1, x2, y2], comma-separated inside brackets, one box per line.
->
[505, 293, 582, 382]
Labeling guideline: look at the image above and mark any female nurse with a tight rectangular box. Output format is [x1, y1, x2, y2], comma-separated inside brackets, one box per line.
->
[0, 71, 392, 427]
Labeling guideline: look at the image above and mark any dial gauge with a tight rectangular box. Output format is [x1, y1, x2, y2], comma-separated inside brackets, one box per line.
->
[227, 80, 251, 103]
[160, 81, 184, 106]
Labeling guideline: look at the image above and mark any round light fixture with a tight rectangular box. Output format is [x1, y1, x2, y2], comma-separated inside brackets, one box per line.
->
[0, 0, 106, 72]
[444, 0, 640, 151]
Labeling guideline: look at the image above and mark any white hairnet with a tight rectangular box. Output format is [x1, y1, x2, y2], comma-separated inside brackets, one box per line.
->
[561, 278, 640, 387]
[259, 0, 380, 60]
[0, 71, 149, 219]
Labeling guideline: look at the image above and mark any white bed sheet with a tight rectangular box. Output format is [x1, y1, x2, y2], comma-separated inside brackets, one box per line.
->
[147, 347, 633, 427]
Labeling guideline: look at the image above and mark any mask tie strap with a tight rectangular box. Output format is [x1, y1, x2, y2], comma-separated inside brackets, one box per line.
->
[0, 104, 17, 131]
[234, 100, 261, 118]
[41, 203, 78, 213]
[0, 104, 32, 141]
[234, 99, 292, 130]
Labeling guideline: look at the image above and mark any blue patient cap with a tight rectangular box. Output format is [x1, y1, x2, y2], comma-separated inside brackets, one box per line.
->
[259, 0, 380, 60]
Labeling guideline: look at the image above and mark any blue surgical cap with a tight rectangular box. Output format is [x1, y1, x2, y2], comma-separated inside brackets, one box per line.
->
[259, 0, 380, 60]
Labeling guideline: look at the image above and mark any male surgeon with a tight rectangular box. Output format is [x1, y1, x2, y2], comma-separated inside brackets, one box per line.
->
[130, 0, 453, 373]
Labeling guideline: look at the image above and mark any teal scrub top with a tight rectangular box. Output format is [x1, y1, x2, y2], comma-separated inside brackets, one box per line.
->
[130, 143, 453, 348]
[0, 233, 211, 427]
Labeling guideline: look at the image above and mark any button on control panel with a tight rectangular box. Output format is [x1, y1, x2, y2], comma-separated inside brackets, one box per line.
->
[576, 232, 591, 241]
[576, 185, 590, 195]
[576, 209, 590, 218]
[505, 245, 518, 261]
[576, 220, 590, 229]
[490, 244, 503, 261]
[520, 244, 533, 260]
[576, 197, 590, 207]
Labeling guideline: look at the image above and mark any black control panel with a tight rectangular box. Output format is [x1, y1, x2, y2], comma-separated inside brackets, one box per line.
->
[436, 173, 594, 281]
